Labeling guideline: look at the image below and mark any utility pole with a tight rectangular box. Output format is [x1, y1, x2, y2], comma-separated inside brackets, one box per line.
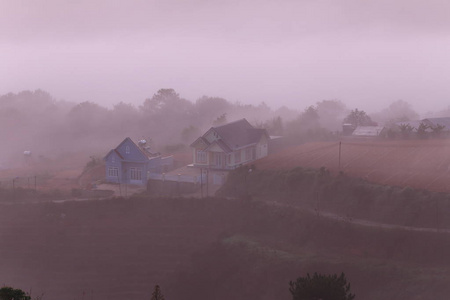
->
[206, 168, 209, 197]
[200, 168, 203, 199]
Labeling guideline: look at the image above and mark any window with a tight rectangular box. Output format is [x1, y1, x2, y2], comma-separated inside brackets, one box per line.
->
[125, 146, 130, 154]
[245, 148, 252, 161]
[111, 156, 115, 163]
[108, 167, 119, 177]
[196, 150, 207, 163]
[234, 150, 241, 163]
[130, 168, 142, 180]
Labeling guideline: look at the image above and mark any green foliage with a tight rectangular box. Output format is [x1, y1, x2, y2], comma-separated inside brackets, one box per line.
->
[316, 100, 348, 132]
[0, 286, 31, 300]
[213, 113, 228, 126]
[286, 106, 335, 143]
[343, 109, 375, 127]
[218, 166, 450, 229]
[289, 272, 355, 300]
[151, 285, 165, 300]
[256, 116, 284, 136]
[181, 125, 200, 142]
[398, 123, 414, 138]
[431, 123, 446, 137]
[416, 122, 430, 138]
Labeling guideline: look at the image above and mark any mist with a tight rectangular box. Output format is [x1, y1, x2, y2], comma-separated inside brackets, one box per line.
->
[3, 1, 450, 300]
[2, 0, 450, 113]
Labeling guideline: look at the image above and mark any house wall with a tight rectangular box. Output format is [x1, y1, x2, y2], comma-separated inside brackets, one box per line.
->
[105, 138, 171, 186]
[191, 128, 270, 169]
[122, 161, 148, 185]
[204, 129, 220, 143]
[116, 138, 147, 162]
[256, 136, 269, 159]
[105, 151, 123, 184]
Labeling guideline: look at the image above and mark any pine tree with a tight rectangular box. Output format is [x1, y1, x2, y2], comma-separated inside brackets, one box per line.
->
[151, 285, 165, 300]
[289, 272, 355, 300]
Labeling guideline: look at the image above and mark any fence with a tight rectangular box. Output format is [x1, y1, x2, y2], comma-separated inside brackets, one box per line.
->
[148, 173, 206, 184]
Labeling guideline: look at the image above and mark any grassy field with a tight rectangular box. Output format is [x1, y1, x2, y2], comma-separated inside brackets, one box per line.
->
[0, 197, 246, 300]
[2, 196, 450, 300]
[256, 139, 450, 193]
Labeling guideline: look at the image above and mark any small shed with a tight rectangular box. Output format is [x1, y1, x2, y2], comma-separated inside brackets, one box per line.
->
[352, 126, 385, 137]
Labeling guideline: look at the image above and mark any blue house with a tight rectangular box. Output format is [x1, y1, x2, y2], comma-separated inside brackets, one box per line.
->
[104, 137, 173, 186]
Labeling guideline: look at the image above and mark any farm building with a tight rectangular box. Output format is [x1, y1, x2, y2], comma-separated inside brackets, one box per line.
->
[352, 126, 385, 137]
[190, 118, 270, 170]
[104, 137, 173, 186]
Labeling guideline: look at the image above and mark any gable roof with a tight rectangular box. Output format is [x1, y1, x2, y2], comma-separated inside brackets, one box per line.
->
[204, 139, 233, 153]
[192, 119, 269, 151]
[213, 119, 255, 149]
[104, 149, 124, 161]
[105, 137, 159, 161]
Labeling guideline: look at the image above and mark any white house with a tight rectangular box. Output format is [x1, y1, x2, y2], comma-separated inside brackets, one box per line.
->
[190, 119, 270, 170]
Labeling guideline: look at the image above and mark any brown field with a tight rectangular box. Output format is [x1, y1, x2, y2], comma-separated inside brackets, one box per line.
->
[255, 138, 450, 193]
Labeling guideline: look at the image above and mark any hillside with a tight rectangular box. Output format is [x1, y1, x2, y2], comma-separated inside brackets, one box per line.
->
[2, 197, 450, 300]
[256, 138, 450, 193]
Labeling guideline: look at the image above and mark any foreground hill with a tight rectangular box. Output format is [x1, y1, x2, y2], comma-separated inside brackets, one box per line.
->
[256, 138, 450, 193]
[2, 196, 450, 300]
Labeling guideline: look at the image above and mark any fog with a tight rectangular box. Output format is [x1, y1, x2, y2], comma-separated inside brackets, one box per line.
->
[2, 0, 450, 113]
[3, 2, 450, 299]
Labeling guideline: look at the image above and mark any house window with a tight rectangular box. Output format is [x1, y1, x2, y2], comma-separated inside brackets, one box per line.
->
[108, 167, 119, 177]
[234, 150, 241, 163]
[112, 156, 115, 163]
[125, 146, 130, 154]
[196, 150, 207, 163]
[245, 148, 252, 161]
[130, 168, 142, 180]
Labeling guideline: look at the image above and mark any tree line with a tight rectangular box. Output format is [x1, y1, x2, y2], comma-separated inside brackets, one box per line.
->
[1, 88, 437, 165]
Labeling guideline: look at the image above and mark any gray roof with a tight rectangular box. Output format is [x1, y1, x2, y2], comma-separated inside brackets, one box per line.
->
[352, 126, 385, 136]
[212, 119, 268, 150]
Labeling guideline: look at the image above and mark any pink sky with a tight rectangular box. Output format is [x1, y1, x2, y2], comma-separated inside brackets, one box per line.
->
[2, 0, 450, 115]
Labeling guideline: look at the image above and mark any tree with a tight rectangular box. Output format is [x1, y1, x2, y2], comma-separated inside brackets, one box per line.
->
[289, 272, 355, 300]
[372, 100, 419, 126]
[150, 285, 165, 300]
[343, 109, 375, 128]
[141, 89, 193, 117]
[398, 123, 414, 138]
[316, 100, 348, 131]
[213, 113, 228, 126]
[140, 88, 194, 144]
[416, 122, 430, 139]
[195, 96, 231, 119]
[0, 286, 31, 300]
[431, 123, 446, 137]
[286, 106, 332, 143]
[263, 116, 284, 135]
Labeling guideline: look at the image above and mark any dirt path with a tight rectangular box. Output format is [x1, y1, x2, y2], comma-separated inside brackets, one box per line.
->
[263, 200, 450, 234]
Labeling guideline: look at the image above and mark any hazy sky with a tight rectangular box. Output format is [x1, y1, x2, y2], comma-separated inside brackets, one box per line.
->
[2, 0, 450, 114]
